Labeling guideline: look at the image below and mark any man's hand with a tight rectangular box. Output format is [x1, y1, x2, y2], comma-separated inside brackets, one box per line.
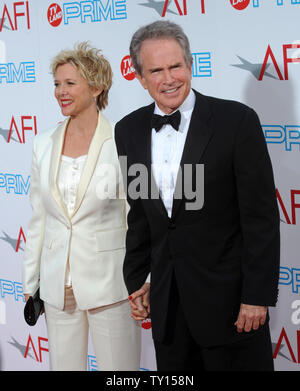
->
[128, 283, 150, 321]
[234, 303, 267, 333]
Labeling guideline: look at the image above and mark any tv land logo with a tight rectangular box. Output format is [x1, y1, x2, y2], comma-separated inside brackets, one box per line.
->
[0, 1, 30, 32]
[230, 0, 250, 10]
[0, 61, 36, 84]
[0, 173, 30, 196]
[230, 0, 300, 10]
[0, 227, 26, 252]
[121, 52, 212, 81]
[47, 0, 127, 27]
[263, 125, 300, 152]
[120, 55, 135, 81]
[139, 0, 205, 16]
[276, 189, 300, 225]
[233, 43, 300, 81]
[1, 115, 38, 143]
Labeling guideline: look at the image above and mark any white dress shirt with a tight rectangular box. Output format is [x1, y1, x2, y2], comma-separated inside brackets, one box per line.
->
[58, 154, 87, 286]
[151, 89, 196, 217]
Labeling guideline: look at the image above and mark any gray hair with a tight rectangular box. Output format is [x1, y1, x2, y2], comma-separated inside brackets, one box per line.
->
[130, 20, 193, 76]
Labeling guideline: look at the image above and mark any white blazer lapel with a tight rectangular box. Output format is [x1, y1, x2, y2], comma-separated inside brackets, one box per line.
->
[70, 112, 112, 218]
[49, 118, 70, 219]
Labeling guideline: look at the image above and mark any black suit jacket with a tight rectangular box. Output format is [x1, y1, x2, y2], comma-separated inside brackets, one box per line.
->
[115, 90, 280, 347]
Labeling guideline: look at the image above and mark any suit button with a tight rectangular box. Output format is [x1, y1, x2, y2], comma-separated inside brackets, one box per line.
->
[168, 223, 176, 230]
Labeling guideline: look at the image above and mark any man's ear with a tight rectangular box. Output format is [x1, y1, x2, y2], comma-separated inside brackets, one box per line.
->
[135, 73, 148, 90]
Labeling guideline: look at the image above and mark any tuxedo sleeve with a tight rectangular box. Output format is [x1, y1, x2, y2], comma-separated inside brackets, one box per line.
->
[234, 107, 280, 306]
[115, 123, 151, 295]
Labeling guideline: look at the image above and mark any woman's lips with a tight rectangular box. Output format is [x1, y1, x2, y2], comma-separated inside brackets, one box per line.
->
[61, 100, 72, 107]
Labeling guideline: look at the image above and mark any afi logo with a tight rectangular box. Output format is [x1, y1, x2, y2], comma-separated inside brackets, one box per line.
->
[230, 0, 250, 10]
[120, 55, 135, 81]
[276, 188, 300, 225]
[233, 44, 300, 81]
[259, 44, 300, 80]
[162, 0, 187, 15]
[0, 227, 26, 252]
[0, 1, 30, 32]
[7, 115, 38, 144]
[140, 0, 205, 16]
[47, 3, 63, 27]
[24, 335, 49, 363]
[273, 328, 300, 364]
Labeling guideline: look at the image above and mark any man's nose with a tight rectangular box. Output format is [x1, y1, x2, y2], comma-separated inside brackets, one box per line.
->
[163, 70, 175, 84]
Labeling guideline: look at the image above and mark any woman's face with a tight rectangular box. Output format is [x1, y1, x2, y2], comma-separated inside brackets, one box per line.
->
[54, 63, 101, 117]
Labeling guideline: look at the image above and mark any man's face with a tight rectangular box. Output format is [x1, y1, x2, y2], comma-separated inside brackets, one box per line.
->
[136, 38, 192, 114]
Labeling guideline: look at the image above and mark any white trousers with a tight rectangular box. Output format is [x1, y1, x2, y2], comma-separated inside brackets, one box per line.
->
[44, 287, 141, 371]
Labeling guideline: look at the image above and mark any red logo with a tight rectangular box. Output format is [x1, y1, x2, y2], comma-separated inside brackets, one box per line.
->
[230, 0, 250, 10]
[24, 335, 48, 362]
[0, 1, 30, 31]
[121, 55, 135, 81]
[7, 115, 38, 144]
[141, 319, 152, 330]
[47, 3, 62, 27]
[276, 188, 300, 225]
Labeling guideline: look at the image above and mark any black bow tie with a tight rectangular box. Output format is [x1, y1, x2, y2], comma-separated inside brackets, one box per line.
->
[151, 110, 181, 132]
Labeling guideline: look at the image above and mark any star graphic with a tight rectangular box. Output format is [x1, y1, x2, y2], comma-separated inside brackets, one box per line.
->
[0, 127, 18, 143]
[7, 337, 35, 360]
[138, 0, 177, 15]
[231, 56, 278, 80]
[0, 231, 24, 251]
[271, 342, 292, 362]
[0, 17, 11, 31]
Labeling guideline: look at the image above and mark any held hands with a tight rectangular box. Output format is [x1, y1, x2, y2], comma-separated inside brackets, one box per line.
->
[128, 290, 268, 330]
[235, 303, 267, 333]
[128, 282, 150, 321]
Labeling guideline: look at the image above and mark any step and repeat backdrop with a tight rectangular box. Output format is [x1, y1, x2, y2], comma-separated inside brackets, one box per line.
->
[0, 0, 300, 371]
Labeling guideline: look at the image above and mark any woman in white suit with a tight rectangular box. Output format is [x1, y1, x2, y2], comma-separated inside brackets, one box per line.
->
[22, 42, 141, 371]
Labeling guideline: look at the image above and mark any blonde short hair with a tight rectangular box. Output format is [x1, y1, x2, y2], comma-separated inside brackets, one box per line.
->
[51, 42, 112, 110]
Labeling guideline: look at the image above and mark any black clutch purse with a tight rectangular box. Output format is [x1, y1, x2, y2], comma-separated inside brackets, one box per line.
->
[24, 288, 44, 326]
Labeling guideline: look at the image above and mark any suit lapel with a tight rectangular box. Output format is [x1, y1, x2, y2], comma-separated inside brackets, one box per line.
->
[137, 104, 169, 219]
[49, 112, 112, 220]
[171, 91, 214, 219]
[49, 118, 70, 219]
[70, 112, 112, 218]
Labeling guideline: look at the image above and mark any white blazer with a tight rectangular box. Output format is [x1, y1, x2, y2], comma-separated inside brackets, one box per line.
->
[22, 112, 128, 310]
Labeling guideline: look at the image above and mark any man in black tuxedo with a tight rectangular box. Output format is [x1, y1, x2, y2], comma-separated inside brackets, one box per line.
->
[115, 20, 280, 371]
